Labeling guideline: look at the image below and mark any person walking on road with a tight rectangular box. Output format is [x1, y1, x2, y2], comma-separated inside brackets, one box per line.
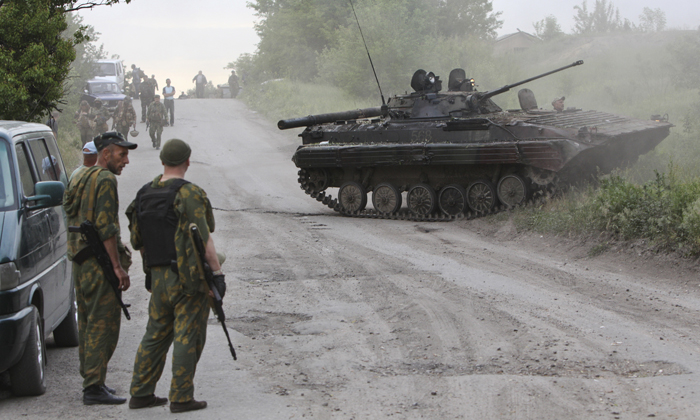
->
[89, 98, 111, 137]
[192, 70, 207, 98]
[131, 65, 142, 100]
[113, 97, 137, 140]
[126, 138, 225, 413]
[74, 100, 93, 146]
[139, 75, 156, 123]
[147, 95, 167, 149]
[63, 131, 137, 405]
[162, 78, 176, 126]
[228, 70, 239, 98]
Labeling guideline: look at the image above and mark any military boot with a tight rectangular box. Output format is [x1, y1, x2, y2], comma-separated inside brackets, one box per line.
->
[83, 384, 127, 405]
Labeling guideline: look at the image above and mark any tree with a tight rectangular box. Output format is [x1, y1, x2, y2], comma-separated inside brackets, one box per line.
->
[639, 7, 666, 33]
[0, 0, 131, 122]
[573, 0, 622, 34]
[533, 15, 564, 41]
[429, 0, 502, 39]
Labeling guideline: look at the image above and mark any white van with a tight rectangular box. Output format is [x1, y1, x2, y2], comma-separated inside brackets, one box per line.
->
[94, 59, 125, 91]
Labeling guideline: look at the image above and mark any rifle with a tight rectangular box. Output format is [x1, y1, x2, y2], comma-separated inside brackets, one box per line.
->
[189, 223, 237, 360]
[69, 220, 131, 320]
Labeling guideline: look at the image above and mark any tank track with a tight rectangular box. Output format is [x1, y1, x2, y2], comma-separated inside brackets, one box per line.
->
[298, 169, 512, 222]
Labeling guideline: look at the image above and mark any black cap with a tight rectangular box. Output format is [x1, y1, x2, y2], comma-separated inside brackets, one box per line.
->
[94, 131, 138, 151]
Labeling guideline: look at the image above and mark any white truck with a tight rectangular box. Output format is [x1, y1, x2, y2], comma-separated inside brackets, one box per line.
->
[94, 59, 125, 91]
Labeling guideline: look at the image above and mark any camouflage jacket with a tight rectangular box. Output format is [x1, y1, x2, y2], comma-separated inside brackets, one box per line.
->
[114, 103, 137, 127]
[89, 105, 111, 126]
[147, 101, 167, 125]
[139, 79, 156, 100]
[63, 166, 124, 260]
[126, 175, 215, 296]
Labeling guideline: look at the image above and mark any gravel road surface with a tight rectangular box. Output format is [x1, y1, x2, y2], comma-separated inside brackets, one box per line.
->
[1, 98, 699, 419]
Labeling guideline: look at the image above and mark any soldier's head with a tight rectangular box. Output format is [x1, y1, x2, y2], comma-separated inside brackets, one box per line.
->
[154, 95, 161, 102]
[160, 139, 191, 170]
[93, 98, 102, 108]
[80, 100, 90, 110]
[552, 96, 565, 112]
[94, 131, 137, 175]
[131, 64, 135, 69]
[166, 78, 171, 86]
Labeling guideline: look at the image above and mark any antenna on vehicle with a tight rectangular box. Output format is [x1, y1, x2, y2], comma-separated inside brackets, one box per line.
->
[348, 0, 386, 109]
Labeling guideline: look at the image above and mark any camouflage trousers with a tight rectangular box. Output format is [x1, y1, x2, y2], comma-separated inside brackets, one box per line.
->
[73, 259, 122, 389]
[130, 266, 210, 402]
[149, 124, 163, 148]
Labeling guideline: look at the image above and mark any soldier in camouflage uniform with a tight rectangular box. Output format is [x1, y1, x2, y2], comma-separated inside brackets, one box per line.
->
[114, 97, 137, 140]
[127, 139, 225, 413]
[74, 100, 93, 146]
[89, 98, 112, 137]
[147, 95, 167, 149]
[63, 131, 138, 405]
[139, 75, 156, 122]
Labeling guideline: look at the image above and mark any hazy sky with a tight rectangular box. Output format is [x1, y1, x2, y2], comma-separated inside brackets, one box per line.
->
[78, 0, 699, 93]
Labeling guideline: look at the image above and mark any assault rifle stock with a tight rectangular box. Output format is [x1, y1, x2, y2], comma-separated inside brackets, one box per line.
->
[68, 221, 131, 320]
[189, 224, 237, 361]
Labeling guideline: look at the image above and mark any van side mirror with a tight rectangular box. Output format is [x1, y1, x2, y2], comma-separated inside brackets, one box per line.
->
[26, 181, 65, 210]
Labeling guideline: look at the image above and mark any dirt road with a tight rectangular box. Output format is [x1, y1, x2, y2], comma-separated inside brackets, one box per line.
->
[2, 98, 699, 419]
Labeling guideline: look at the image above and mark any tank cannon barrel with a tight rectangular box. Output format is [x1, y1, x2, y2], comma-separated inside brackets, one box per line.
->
[479, 60, 584, 102]
[278, 107, 385, 130]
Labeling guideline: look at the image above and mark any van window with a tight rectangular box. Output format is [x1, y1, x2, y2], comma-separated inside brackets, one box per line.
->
[44, 136, 68, 186]
[0, 140, 17, 210]
[27, 138, 63, 183]
[15, 143, 35, 197]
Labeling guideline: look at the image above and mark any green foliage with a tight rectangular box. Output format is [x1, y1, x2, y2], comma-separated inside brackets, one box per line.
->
[572, 0, 639, 34]
[0, 0, 76, 121]
[638, 7, 666, 32]
[533, 15, 565, 41]
[244, 0, 501, 85]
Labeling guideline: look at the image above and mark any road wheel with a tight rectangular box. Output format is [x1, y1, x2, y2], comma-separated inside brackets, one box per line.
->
[338, 181, 367, 213]
[407, 184, 436, 216]
[438, 184, 467, 216]
[466, 180, 497, 213]
[10, 306, 46, 396]
[372, 183, 402, 214]
[497, 174, 529, 207]
[53, 292, 79, 347]
[300, 169, 329, 193]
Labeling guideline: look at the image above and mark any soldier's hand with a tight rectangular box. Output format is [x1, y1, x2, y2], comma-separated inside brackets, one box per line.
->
[115, 266, 131, 291]
[213, 274, 226, 298]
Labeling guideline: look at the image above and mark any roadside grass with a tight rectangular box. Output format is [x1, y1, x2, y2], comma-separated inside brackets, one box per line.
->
[508, 168, 700, 256]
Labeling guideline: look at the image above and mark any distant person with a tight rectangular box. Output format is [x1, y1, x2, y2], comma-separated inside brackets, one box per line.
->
[227, 70, 239, 98]
[139, 75, 156, 123]
[69, 141, 98, 181]
[47, 110, 59, 136]
[147, 95, 167, 149]
[114, 97, 137, 140]
[151, 74, 159, 91]
[192, 71, 207, 98]
[89, 98, 111, 136]
[42, 155, 61, 181]
[75, 100, 93, 146]
[552, 96, 565, 112]
[162, 78, 176, 126]
[131, 64, 142, 99]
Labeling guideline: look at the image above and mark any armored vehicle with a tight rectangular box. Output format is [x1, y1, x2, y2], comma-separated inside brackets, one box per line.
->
[278, 61, 673, 219]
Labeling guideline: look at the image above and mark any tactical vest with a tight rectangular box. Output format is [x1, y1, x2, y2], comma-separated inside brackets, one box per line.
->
[135, 178, 190, 267]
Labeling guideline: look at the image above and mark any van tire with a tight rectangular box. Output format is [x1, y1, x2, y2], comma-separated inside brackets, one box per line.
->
[10, 306, 47, 396]
[53, 292, 79, 347]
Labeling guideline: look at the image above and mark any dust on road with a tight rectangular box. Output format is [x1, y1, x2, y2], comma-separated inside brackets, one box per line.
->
[2, 98, 698, 419]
